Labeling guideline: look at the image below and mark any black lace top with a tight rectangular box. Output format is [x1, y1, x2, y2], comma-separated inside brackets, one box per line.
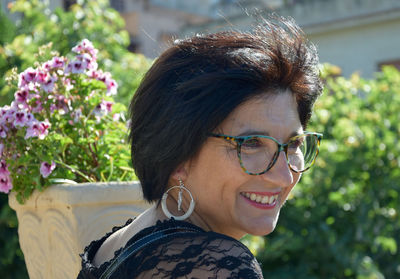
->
[77, 218, 264, 278]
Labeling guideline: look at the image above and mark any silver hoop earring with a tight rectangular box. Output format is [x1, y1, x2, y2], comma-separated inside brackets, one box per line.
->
[161, 179, 195, 221]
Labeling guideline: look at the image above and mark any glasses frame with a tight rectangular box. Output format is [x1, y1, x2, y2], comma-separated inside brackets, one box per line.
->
[210, 131, 323, 175]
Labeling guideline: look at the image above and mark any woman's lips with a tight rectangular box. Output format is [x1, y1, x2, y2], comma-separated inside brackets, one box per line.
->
[240, 191, 280, 209]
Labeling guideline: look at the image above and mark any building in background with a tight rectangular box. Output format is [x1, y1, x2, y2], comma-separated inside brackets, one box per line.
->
[109, 0, 212, 57]
[2, 0, 400, 77]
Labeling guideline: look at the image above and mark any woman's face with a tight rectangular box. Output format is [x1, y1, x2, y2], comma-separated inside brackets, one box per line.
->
[182, 91, 303, 239]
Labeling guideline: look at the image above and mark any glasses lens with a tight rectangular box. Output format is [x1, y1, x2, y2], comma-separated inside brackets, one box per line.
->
[239, 137, 278, 174]
[239, 134, 319, 174]
[287, 134, 319, 172]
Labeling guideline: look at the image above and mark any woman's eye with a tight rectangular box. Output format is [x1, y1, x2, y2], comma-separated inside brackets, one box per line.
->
[288, 138, 304, 150]
[242, 138, 262, 149]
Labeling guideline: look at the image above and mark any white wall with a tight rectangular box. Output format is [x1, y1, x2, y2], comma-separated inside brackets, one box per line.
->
[309, 18, 400, 77]
[136, 10, 185, 57]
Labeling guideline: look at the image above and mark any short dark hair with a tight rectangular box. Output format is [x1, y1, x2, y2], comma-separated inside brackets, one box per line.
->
[128, 16, 322, 202]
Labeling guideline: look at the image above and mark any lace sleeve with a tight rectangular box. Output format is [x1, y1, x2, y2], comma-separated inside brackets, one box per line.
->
[111, 231, 263, 279]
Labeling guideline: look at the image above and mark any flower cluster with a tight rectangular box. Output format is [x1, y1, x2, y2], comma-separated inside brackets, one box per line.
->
[0, 39, 122, 196]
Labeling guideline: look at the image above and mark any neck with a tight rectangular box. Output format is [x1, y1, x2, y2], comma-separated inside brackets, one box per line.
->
[155, 200, 245, 240]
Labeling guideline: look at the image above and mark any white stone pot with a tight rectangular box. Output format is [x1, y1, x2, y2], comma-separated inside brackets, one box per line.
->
[8, 181, 150, 279]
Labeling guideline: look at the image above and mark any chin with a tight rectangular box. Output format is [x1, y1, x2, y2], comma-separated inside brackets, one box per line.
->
[245, 217, 279, 236]
[251, 224, 277, 236]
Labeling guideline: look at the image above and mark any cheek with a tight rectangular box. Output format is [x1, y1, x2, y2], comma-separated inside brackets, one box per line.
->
[282, 172, 301, 201]
[294, 172, 302, 185]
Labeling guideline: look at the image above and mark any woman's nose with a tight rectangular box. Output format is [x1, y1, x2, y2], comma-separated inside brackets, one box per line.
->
[261, 150, 294, 187]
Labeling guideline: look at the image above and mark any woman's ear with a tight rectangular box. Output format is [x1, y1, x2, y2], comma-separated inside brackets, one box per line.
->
[170, 161, 190, 184]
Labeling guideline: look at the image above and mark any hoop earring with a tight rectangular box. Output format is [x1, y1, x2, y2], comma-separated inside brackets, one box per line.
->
[161, 178, 195, 221]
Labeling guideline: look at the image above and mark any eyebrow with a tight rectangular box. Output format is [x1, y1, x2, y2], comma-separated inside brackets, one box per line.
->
[236, 129, 301, 139]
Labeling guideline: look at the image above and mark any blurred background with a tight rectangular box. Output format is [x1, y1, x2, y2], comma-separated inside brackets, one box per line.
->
[1, 0, 399, 278]
[3, 0, 400, 76]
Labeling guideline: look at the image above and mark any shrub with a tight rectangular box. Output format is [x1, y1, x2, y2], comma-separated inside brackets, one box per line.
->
[1, 40, 135, 202]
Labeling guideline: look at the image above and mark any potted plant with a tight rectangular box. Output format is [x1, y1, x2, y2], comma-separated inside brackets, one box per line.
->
[0, 40, 149, 279]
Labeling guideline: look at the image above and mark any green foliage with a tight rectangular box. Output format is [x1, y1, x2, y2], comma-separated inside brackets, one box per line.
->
[0, 195, 28, 279]
[0, 8, 16, 45]
[256, 65, 400, 278]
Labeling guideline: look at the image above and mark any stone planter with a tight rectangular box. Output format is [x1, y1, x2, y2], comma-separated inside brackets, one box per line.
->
[8, 181, 150, 279]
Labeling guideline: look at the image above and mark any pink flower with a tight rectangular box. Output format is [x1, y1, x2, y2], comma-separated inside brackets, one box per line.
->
[94, 100, 113, 117]
[40, 161, 56, 178]
[72, 39, 98, 58]
[0, 126, 7, 138]
[42, 61, 51, 71]
[14, 111, 28, 127]
[69, 59, 88, 74]
[24, 120, 49, 140]
[36, 70, 48, 83]
[97, 70, 109, 83]
[18, 67, 37, 87]
[96, 71, 118, 95]
[72, 44, 83, 53]
[18, 75, 27, 88]
[14, 88, 30, 104]
[76, 53, 98, 71]
[25, 113, 35, 124]
[0, 172, 12, 193]
[4, 108, 16, 125]
[94, 103, 107, 116]
[104, 101, 113, 113]
[64, 62, 73, 74]
[88, 60, 98, 71]
[50, 56, 66, 69]
[0, 106, 8, 118]
[0, 160, 9, 175]
[41, 74, 57, 93]
[25, 121, 41, 139]
[76, 53, 91, 64]
[87, 69, 100, 79]
[0, 143, 3, 155]
[105, 78, 118, 96]
[39, 121, 50, 138]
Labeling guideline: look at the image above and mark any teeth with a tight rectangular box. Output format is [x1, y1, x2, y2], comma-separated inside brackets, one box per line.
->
[261, 196, 269, 204]
[268, 196, 274, 204]
[243, 193, 278, 205]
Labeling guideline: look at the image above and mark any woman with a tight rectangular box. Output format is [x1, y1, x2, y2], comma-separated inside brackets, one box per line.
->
[78, 15, 323, 278]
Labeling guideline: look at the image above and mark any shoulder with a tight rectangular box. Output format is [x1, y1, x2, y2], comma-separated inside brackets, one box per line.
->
[78, 218, 135, 278]
[133, 231, 263, 279]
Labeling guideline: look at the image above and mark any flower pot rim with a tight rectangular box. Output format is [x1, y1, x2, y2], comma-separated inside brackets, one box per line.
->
[9, 181, 146, 209]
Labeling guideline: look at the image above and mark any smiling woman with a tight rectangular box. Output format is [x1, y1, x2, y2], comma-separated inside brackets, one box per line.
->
[77, 15, 323, 279]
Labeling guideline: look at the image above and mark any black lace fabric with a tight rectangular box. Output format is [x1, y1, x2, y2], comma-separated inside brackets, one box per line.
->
[77, 218, 263, 279]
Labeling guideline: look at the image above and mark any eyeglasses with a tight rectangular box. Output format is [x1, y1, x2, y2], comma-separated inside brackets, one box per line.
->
[210, 132, 323, 175]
